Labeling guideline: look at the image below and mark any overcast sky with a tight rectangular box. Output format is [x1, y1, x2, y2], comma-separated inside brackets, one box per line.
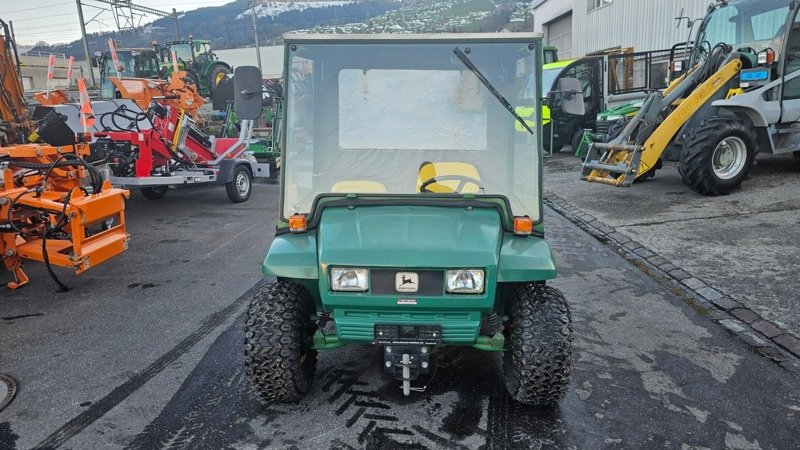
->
[2, 0, 233, 45]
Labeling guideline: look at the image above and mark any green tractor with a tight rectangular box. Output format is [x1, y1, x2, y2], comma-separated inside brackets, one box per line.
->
[156, 38, 232, 97]
[245, 33, 582, 404]
[93, 48, 162, 99]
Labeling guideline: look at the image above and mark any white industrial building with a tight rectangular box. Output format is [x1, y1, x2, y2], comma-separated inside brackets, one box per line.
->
[532, 0, 711, 58]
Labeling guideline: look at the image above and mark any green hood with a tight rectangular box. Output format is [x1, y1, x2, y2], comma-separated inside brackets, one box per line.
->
[317, 205, 501, 269]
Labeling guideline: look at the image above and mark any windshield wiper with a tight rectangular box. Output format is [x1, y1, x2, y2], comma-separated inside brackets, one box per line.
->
[453, 47, 534, 135]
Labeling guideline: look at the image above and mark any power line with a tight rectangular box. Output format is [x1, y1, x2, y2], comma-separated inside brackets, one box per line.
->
[0, 2, 72, 14]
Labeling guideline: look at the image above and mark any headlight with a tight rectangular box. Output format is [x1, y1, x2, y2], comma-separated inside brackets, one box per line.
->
[330, 267, 368, 292]
[446, 269, 485, 294]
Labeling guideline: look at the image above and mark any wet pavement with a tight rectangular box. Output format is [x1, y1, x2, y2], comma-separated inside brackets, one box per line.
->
[544, 151, 800, 340]
[1, 183, 799, 449]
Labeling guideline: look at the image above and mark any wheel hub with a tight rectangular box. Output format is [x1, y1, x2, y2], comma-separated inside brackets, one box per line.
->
[712, 136, 747, 180]
[236, 172, 249, 196]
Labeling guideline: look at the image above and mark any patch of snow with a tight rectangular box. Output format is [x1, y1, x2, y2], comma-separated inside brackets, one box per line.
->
[236, 1, 354, 20]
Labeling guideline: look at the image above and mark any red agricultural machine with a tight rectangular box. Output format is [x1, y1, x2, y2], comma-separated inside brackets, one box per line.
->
[88, 66, 269, 202]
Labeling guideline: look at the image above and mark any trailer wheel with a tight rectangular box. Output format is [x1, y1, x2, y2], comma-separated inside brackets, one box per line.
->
[245, 281, 317, 404]
[140, 186, 168, 200]
[679, 116, 756, 195]
[501, 283, 572, 406]
[226, 165, 252, 203]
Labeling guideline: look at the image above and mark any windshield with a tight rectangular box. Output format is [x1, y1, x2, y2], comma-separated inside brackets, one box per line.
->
[698, 0, 790, 56]
[282, 39, 541, 221]
[540, 67, 563, 97]
[106, 51, 136, 76]
[170, 43, 193, 61]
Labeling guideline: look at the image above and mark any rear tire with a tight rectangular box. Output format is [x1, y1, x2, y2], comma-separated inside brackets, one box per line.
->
[679, 116, 757, 195]
[140, 186, 168, 200]
[502, 283, 572, 406]
[793, 151, 800, 163]
[245, 282, 318, 404]
[226, 165, 252, 203]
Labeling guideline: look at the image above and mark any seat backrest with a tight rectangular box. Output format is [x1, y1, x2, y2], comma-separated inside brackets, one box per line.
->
[416, 161, 481, 193]
[331, 180, 388, 193]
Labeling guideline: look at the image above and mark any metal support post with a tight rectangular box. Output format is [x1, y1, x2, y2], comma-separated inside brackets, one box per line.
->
[76, 0, 96, 87]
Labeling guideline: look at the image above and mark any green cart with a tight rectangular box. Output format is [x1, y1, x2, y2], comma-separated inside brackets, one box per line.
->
[245, 33, 576, 405]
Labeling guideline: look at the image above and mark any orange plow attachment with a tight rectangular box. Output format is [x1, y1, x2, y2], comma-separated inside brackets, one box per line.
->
[0, 143, 130, 289]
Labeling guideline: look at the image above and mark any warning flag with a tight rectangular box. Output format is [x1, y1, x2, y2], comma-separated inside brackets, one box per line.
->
[66, 55, 75, 82]
[108, 38, 122, 76]
[78, 78, 95, 134]
[46, 53, 55, 96]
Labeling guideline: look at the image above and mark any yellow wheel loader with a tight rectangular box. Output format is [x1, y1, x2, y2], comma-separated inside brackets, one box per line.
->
[583, 0, 800, 195]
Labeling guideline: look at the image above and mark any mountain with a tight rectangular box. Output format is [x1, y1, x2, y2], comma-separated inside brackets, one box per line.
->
[29, 0, 531, 60]
[30, 0, 403, 59]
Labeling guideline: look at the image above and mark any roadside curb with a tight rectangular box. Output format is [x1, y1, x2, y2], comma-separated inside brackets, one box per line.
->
[544, 190, 800, 375]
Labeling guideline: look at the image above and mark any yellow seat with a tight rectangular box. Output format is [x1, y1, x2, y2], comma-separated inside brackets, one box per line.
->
[416, 161, 482, 194]
[330, 180, 388, 193]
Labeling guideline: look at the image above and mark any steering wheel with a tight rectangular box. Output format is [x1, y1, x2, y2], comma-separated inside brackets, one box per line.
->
[420, 175, 484, 194]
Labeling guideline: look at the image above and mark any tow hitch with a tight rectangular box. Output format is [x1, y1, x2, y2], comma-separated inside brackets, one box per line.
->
[376, 324, 440, 395]
[383, 345, 432, 396]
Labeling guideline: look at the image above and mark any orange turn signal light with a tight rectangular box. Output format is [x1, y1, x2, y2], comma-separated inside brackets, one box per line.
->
[288, 214, 307, 232]
[513, 216, 533, 235]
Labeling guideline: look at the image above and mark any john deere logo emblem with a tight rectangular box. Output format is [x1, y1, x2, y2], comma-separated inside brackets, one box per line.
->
[395, 272, 419, 293]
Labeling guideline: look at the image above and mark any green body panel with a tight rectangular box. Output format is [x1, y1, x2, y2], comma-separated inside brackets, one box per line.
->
[262, 233, 319, 279]
[261, 204, 557, 345]
[497, 235, 557, 281]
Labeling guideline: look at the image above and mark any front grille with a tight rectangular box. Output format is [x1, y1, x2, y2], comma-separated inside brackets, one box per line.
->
[370, 269, 444, 296]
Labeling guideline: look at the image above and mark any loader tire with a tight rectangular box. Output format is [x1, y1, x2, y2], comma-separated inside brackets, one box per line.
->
[679, 116, 756, 195]
[140, 186, 168, 200]
[502, 283, 572, 406]
[245, 281, 317, 404]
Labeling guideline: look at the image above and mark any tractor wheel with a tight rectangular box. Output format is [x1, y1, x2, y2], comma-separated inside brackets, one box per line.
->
[226, 165, 253, 203]
[679, 116, 757, 195]
[140, 186, 168, 200]
[793, 151, 800, 163]
[208, 64, 232, 95]
[245, 281, 318, 404]
[502, 283, 572, 406]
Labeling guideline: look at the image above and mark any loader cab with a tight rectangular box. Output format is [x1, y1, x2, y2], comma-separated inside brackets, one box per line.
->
[97, 49, 162, 99]
[693, 0, 800, 122]
[538, 57, 603, 150]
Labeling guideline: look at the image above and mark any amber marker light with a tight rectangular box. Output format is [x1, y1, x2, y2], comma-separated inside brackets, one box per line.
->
[289, 214, 307, 232]
[513, 216, 533, 236]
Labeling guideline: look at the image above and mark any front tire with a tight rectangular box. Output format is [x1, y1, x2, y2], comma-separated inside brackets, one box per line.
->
[502, 283, 572, 406]
[679, 116, 757, 195]
[226, 165, 252, 203]
[245, 282, 318, 404]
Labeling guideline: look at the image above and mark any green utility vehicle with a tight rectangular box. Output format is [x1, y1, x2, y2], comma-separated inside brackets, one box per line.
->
[157, 38, 231, 97]
[245, 34, 581, 404]
[93, 48, 162, 99]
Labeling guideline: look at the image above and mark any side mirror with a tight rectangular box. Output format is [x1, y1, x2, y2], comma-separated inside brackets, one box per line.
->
[555, 77, 585, 116]
[233, 66, 263, 120]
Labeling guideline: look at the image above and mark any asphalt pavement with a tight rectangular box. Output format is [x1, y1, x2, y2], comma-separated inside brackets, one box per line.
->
[544, 151, 800, 341]
[0, 182, 799, 449]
